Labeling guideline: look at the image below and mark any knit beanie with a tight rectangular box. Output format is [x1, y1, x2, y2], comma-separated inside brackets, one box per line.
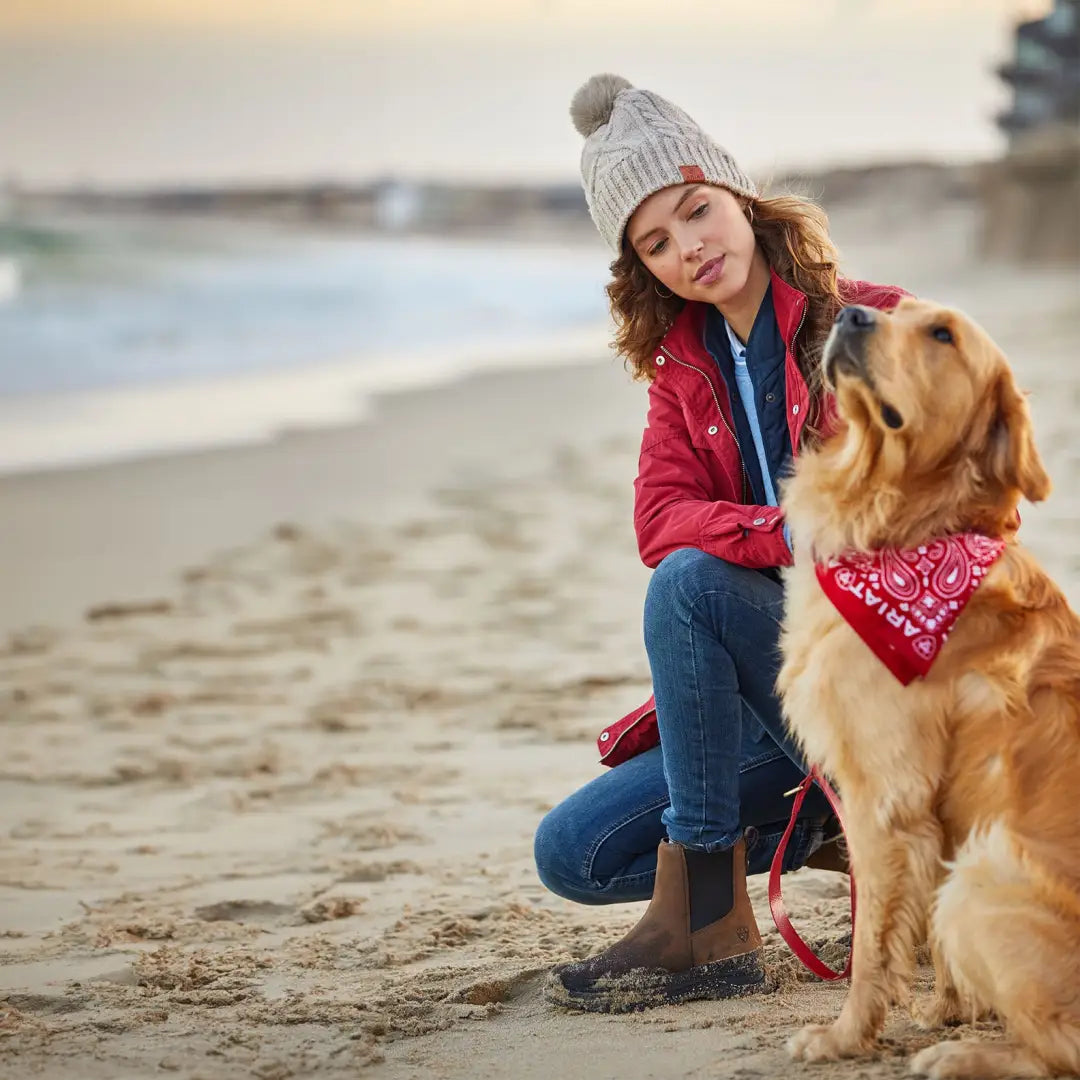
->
[570, 74, 757, 254]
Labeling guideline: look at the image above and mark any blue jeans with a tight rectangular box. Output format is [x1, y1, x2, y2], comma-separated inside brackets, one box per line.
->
[534, 547, 830, 905]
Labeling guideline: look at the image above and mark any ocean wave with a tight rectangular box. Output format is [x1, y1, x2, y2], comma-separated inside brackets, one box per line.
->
[0, 215, 609, 395]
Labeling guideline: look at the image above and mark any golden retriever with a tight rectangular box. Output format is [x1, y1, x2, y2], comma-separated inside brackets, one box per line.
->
[778, 297, 1080, 1078]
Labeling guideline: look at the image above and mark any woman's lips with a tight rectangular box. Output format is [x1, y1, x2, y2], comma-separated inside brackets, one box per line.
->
[694, 256, 725, 286]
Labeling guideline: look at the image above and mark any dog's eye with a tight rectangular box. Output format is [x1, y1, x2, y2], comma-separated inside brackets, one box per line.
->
[931, 326, 954, 345]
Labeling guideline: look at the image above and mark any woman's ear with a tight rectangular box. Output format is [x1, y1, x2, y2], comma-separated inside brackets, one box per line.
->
[986, 372, 1051, 504]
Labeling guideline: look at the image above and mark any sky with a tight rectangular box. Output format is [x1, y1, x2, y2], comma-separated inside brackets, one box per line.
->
[0, 0, 1051, 189]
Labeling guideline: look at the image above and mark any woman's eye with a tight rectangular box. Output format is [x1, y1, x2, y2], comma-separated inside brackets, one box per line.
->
[648, 238, 668, 256]
[689, 203, 708, 219]
[931, 326, 954, 344]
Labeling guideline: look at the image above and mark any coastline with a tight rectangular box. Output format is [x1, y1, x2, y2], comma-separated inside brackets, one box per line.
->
[0, 324, 611, 477]
[0, 349, 636, 634]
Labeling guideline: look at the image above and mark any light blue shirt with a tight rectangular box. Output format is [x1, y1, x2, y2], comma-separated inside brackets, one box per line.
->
[724, 317, 793, 553]
[724, 319, 778, 507]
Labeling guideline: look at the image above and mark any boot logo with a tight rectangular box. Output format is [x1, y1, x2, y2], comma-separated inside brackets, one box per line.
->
[736, 926, 750, 943]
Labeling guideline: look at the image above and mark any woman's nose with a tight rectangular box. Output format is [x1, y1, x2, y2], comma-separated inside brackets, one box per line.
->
[681, 237, 704, 260]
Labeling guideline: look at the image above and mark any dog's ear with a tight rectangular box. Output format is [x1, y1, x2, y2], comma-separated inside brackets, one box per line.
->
[985, 371, 1051, 503]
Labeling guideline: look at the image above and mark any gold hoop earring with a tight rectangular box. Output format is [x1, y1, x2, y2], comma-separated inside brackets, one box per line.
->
[654, 282, 673, 299]
[745, 204, 755, 224]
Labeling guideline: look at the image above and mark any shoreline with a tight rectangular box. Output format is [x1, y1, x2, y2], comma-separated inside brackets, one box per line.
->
[0, 324, 611, 478]
[0, 351, 640, 634]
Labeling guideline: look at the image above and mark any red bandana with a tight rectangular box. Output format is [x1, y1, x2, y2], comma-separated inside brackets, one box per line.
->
[815, 534, 1006, 685]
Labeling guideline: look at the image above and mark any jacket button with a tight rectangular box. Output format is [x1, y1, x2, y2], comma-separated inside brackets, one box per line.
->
[753, 517, 766, 526]
[599, 731, 610, 741]
[655, 355, 665, 366]
[707, 425, 718, 435]
[792, 403, 800, 415]
[765, 392, 775, 402]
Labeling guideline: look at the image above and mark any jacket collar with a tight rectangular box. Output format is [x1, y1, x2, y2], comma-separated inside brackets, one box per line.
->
[659, 266, 807, 365]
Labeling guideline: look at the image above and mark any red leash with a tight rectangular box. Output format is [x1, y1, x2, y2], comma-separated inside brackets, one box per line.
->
[767, 765, 856, 980]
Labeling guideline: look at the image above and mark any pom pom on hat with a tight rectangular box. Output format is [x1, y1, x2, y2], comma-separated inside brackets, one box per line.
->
[570, 73, 632, 138]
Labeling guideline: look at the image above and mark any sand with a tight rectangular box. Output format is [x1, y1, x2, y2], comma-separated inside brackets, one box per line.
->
[1, 195, 1078, 1079]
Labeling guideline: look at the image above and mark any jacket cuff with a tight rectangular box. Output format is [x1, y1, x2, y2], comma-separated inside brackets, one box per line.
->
[699, 511, 792, 569]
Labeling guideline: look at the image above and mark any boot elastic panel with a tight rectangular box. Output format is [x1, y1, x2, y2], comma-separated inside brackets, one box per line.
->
[684, 846, 734, 932]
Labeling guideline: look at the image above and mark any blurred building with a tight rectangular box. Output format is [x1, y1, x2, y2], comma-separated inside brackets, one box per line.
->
[996, 0, 1079, 141]
[980, 0, 1080, 262]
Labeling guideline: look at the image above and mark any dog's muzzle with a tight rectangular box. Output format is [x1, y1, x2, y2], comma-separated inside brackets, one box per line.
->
[823, 305, 877, 384]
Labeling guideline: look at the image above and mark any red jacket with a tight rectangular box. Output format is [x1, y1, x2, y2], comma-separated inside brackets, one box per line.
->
[597, 271, 909, 768]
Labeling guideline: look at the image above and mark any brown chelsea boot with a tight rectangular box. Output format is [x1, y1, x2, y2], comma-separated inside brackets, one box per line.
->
[803, 815, 850, 874]
[544, 836, 766, 1013]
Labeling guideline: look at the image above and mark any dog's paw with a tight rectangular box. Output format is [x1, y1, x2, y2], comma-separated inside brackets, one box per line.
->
[787, 1022, 864, 1062]
[910, 1041, 981, 1078]
[910, 994, 962, 1031]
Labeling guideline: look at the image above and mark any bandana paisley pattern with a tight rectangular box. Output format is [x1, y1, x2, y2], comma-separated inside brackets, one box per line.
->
[815, 534, 1006, 685]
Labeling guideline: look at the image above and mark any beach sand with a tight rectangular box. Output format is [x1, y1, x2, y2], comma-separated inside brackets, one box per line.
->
[1, 197, 1078, 1079]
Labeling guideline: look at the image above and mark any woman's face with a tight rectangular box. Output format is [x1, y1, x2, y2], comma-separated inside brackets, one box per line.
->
[626, 183, 757, 305]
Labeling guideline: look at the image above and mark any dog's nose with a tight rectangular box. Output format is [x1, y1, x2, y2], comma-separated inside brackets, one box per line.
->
[834, 305, 876, 332]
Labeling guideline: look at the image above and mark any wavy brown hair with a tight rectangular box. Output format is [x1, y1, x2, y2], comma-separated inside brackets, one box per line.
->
[607, 191, 846, 441]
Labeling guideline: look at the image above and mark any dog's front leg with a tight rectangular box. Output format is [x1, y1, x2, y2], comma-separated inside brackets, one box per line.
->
[788, 807, 942, 1062]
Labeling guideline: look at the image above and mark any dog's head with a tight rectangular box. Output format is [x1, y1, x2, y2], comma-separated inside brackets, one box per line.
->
[817, 297, 1049, 543]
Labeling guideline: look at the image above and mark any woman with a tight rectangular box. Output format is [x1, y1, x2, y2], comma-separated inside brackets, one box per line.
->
[534, 74, 908, 1012]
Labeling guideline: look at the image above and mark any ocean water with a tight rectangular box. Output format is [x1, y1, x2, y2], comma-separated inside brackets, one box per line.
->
[0, 215, 612, 473]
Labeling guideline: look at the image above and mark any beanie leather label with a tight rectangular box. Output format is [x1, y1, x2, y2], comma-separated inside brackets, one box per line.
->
[679, 165, 706, 183]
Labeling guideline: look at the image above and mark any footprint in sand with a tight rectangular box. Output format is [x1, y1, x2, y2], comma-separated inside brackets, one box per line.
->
[194, 900, 294, 924]
[2, 992, 90, 1016]
[194, 897, 364, 926]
